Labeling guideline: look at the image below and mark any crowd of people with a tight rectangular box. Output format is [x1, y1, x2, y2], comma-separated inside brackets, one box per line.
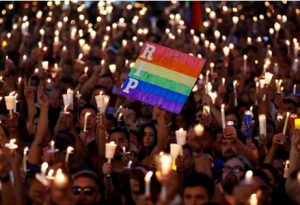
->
[0, 1, 300, 205]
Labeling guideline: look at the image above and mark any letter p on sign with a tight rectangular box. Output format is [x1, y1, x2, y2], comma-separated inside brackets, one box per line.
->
[122, 78, 139, 94]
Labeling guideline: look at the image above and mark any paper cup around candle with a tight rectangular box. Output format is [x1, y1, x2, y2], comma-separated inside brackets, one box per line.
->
[175, 128, 187, 145]
[194, 124, 204, 136]
[105, 141, 117, 161]
[170, 144, 181, 158]
[54, 169, 68, 188]
[95, 94, 110, 112]
[259, 114, 267, 136]
[5, 96, 16, 111]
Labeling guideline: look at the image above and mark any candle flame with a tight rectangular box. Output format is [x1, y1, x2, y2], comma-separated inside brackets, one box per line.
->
[145, 171, 153, 182]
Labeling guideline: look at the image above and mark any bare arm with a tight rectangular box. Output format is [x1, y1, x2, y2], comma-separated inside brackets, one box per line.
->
[28, 85, 49, 165]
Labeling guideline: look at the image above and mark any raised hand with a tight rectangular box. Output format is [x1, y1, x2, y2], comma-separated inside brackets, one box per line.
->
[272, 133, 286, 146]
[37, 84, 49, 108]
[223, 127, 238, 142]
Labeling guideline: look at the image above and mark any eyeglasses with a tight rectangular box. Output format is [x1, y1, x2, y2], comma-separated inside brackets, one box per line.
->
[222, 166, 245, 174]
[72, 186, 96, 196]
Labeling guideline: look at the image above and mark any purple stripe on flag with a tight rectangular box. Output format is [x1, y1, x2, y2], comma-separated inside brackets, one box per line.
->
[120, 89, 183, 114]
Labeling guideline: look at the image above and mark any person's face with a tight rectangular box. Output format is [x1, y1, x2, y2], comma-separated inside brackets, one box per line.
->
[221, 138, 237, 160]
[183, 186, 210, 205]
[129, 178, 140, 193]
[80, 108, 97, 131]
[143, 127, 155, 148]
[187, 127, 202, 152]
[73, 176, 101, 205]
[49, 91, 62, 109]
[110, 131, 129, 155]
[222, 158, 245, 194]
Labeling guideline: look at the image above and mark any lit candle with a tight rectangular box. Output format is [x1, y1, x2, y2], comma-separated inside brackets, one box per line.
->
[249, 193, 258, 205]
[243, 55, 247, 73]
[65, 146, 74, 163]
[264, 72, 273, 85]
[295, 118, 300, 130]
[203, 105, 210, 116]
[83, 112, 91, 132]
[5, 92, 17, 116]
[259, 114, 267, 136]
[4, 138, 18, 151]
[46, 169, 54, 180]
[222, 78, 225, 86]
[286, 40, 291, 56]
[105, 141, 117, 163]
[194, 123, 204, 136]
[245, 170, 253, 184]
[42, 61, 49, 70]
[292, 59, 298, 72]
[293, 84, 297, 95]
[144, 171, 153, 196]
[82, 44, 91, 55]
[221, 104, 226, 129]
[232, 16, 239, 25]
[95, 92, 110, 113]
[109, 64, 116, 74]
[84, 66, 88, 75]
[175, 128, 187, 146]
[283, 160, 289, 178]
[156, 153, 172, 201]
[233, 80, 238, 106]
[23, 147, 29, 172]
[54, 168, 68, 188]
[41, 162, 48, 176]
[282, 112, 290, 135]
[208, 92, 217, 104]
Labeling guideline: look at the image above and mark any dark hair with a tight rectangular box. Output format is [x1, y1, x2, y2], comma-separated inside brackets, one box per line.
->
[109, 127, 130, 141]
[54, 130, 75, 151]
[183, 173, 215, 199]
[139, 123, 157, 147]
[138, 123, 157, 161]
[106, 114, 118, 128]
[79, 103, 98, 116]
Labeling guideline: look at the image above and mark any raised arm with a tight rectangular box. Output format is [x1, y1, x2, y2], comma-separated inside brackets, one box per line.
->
[151, 107, 168, 155]
[28, 84, 49, 165]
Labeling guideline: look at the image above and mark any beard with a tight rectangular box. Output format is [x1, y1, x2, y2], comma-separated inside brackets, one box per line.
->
[223, 148, 237, 160]
[222, 174, 239, 195]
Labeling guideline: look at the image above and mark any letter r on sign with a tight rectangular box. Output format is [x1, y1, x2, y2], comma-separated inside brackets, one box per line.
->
[123, 78, 139, 94]
[140, 44, 156, 60]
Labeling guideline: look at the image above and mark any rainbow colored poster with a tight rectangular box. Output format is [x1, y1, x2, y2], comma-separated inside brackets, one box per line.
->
[120, 42, 206, 114]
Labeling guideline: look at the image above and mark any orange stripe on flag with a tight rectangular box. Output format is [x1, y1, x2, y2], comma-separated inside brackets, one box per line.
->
[138, 42, 205, 78]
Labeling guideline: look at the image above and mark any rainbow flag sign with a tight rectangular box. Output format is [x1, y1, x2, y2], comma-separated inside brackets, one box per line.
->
[120, 42, 206, 114]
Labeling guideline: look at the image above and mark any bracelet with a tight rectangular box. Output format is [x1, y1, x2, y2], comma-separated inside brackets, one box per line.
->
[0, 173, 10, 182]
